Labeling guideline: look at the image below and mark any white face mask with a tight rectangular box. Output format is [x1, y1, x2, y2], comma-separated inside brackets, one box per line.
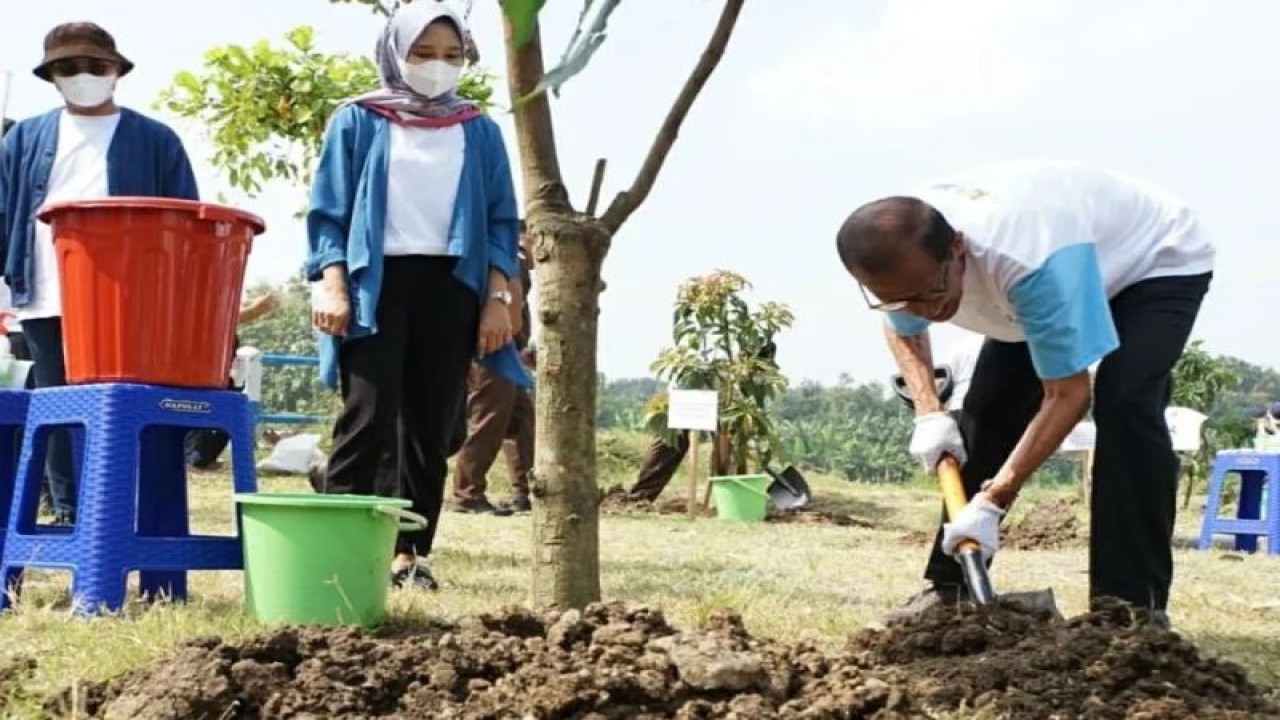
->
[54, 73, 117, 108]
[399, 59, 461, 99]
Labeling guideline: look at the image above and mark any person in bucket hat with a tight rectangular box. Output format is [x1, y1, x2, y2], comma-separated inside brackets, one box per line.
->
[1, 21, 199, 525]
[32, 22, 135, 85]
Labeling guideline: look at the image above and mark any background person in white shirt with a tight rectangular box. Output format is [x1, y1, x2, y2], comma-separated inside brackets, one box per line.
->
[1, 23, 199, 524]
[836, 160, 1213, 627]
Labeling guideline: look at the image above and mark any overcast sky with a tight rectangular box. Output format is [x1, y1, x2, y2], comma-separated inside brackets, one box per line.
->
[4, 0, 1277, 385]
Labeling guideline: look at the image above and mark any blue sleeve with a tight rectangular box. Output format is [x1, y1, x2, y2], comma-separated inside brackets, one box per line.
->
[480, 118, 519, 281]
[1008, 243, 1119, 380]
[886, 310, 931, 337]
[304, 106, 360, 282]
[0, 130, 14, 273]
[162, 129, 200, 201]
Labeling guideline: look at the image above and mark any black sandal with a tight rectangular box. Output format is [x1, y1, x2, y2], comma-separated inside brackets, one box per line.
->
[390, 562, 439, 591]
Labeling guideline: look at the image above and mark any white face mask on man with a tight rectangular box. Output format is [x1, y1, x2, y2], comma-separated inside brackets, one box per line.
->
[54, 73, 117, 108]
[398, 59, 461, 99]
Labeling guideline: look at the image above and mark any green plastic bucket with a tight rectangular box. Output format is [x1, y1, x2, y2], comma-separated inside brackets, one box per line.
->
[709, 474, 773, 522]
[234, 493, 428, 628]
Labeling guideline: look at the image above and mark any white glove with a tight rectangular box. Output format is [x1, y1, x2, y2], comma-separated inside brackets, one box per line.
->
[908, 412, 967, 472]
[941, 496, 1005, 561]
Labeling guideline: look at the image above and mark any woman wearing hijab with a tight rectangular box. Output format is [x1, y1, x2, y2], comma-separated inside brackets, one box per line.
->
[305, 1, 529, 590]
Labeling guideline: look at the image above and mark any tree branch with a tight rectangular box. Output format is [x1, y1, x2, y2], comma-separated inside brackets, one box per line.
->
[504, 13, 573, 213]
[585, 158, 607, 215]
[598, 0, 746, 234]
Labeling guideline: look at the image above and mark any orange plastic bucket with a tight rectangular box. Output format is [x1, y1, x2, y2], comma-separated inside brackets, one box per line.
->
[37, 198, 266, 388]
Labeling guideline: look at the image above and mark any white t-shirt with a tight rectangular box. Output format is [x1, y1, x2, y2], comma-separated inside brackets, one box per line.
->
[383, 122, 465, 257]
[941, 333, 984, 411]
[888, 159, 1215, 380]
[22, 110, 121, 320]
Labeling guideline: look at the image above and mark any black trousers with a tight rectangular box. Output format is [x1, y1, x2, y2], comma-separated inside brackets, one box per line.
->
[924, 273, 1211, 611]
[323, 257, 478, 556]
[185, 334, 243, 468]
[21, 317, 75, 519]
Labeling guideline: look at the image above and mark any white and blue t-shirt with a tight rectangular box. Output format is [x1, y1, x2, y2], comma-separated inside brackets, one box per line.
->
[887, 159, 1215, 380]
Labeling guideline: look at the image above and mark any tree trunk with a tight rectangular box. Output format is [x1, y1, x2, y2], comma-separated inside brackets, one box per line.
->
[526, 213, 609, 608]
[502, 0, 746, 608]
[504, 17, 611, 610]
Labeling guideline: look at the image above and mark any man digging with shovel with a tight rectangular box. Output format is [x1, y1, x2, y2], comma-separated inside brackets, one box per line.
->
[836, 159, 1213, 629]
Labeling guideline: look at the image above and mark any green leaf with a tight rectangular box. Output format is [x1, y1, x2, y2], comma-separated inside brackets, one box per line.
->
[501, 0, 547, 49]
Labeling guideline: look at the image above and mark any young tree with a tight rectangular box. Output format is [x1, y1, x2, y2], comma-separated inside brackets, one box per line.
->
[504, 2, 747, 608]
[162, 0, 749, 610]
[649, 270, 794, 476]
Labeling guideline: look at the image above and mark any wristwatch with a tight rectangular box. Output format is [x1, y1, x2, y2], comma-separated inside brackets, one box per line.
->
[490, 289, 513, 306]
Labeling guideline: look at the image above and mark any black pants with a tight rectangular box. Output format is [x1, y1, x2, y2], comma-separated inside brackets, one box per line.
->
[370, 396, 467, 498]
[185, 334, 243, 469]
[22, 317, 75, 519]
[924, 273, 1211, 611]
[323, 257, 478, 556]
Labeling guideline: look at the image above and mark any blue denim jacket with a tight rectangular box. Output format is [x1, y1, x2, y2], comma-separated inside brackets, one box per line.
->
[0, 107, 199, 305]
[304, 104, 531, 390]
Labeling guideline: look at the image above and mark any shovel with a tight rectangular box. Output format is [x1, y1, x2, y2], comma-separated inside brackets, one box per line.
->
[937, 454, 1061, 616]
[766, 465, 811, 510]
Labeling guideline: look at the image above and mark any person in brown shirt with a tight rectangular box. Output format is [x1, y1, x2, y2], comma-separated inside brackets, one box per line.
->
[450, 227, 535, 514]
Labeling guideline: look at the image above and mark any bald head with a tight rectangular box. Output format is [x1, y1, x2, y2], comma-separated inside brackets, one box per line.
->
[835, 196, 956, 276]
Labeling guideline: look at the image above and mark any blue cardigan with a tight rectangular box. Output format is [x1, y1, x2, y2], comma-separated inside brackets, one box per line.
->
[304, 104, 531, 390]
[0, 107, 199, 305]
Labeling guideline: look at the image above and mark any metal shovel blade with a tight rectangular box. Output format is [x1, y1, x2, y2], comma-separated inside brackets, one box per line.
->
[938, 456, 1061, 619]
[766, 465, 811, 510]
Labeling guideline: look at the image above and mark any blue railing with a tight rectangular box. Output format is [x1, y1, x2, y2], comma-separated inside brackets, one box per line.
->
[255, 353, 330, 426]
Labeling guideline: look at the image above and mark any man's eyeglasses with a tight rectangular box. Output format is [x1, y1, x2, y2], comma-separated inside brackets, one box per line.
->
[47, 58, 115, 78]
[858, 258, 953, 312]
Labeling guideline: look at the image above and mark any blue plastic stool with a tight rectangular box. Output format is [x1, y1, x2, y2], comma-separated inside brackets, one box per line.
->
[1, 384, 257, 615]
[1197, 449, 1280, 554]
[0, 391, 32, 563]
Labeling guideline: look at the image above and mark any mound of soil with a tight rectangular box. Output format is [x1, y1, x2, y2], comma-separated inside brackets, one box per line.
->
[897, 497, 1086, 551]
[766, 506, 875, 528]
[49, 599, 1277, 720]
[1002, 496, 1085, 551]
[599, 487, 709, 518]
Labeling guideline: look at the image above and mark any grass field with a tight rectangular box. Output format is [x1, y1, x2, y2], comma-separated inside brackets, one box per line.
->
[1, 430, 1277, 718]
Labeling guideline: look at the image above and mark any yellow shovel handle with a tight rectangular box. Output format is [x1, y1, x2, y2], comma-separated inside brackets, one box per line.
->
[937, 454, 981, 554]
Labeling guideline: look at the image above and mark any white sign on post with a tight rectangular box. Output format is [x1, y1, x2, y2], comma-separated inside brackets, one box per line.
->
[667, 389, 719, 432]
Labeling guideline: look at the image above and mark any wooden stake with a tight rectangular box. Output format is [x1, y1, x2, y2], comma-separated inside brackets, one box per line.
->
[687, 433, 701, 517]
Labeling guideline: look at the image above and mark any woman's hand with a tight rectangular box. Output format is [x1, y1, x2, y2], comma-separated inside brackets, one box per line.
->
[312, 282, 351, 337]
[477, 298, 514, 356]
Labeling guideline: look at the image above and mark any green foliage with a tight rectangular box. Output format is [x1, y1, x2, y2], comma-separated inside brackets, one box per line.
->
[502, 0, 549, 48]
[238, 275, 339, 419]
[772, 378, 914, 483]
[1172, 340, 1251, 504]
[158, 25, 496, 198]
[1173, 340, 1238, 411]
[596, 375, 661, 430]
[650, 271, 794, 474]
